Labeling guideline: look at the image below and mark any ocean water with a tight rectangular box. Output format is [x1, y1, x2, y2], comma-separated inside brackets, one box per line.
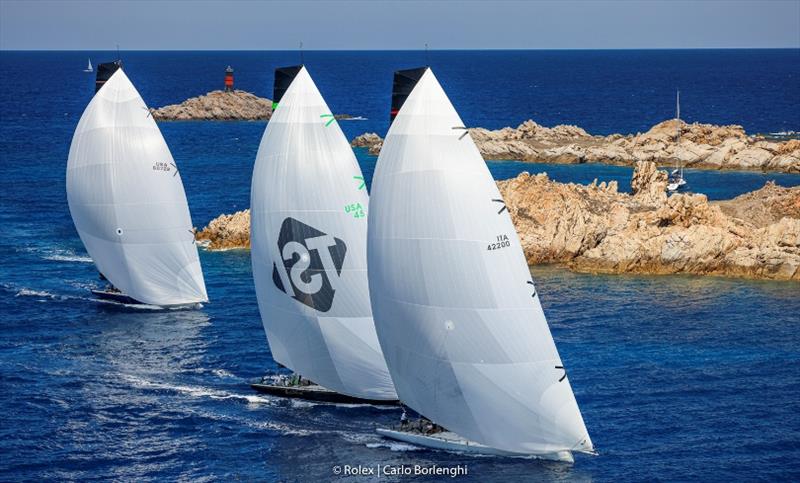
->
[1, 50, 799, 481]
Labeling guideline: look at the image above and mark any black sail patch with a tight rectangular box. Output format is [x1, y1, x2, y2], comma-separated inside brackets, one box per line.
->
[95, 60, 122, 93]
[272, 65, 303, 110]
[271, 217, 346, 312]
[390, 67, 428, 123]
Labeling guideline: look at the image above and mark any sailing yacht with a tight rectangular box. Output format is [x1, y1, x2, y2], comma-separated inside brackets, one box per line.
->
[367, 67, 594, 462]
[249, 65, 397, 404]
[84, 59, 93, 72]
[667, 90, 687, 193]
[66, 61, 208, 308]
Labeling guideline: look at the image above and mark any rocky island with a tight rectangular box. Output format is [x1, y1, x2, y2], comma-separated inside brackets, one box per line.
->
[195, 209, 251, 249]
[195, 161, 799, 281]
[151, 90, 274, 121]
[352, 119, 800, 173]
[150, 90, 356, 121]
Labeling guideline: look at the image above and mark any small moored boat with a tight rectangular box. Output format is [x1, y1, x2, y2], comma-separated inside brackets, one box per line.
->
[667, 90, 688, 193]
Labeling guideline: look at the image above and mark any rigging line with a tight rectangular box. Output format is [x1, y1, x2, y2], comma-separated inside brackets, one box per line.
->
[491, 198, 508, 214]
[452, 125, 470, 140]
[320, 114, 335, 127]
[526, 280, 537, 298]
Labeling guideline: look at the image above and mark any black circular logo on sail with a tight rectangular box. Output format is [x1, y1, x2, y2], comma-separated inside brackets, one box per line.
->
[271, 217, 347, 313]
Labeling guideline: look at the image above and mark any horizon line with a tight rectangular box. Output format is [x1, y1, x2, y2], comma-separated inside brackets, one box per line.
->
[3, 47, 799, 52]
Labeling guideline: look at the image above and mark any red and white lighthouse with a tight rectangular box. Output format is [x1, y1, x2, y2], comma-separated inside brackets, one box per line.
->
[224, 66, 234, 92]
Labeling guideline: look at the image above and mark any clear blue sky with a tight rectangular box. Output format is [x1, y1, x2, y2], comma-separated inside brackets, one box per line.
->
[1, 0, 798, 50]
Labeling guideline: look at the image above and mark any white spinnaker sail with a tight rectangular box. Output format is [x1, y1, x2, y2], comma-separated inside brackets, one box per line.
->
[250, 67, 396, 400]
[66, 69, 207, 306]
[368, 68, 593, 454]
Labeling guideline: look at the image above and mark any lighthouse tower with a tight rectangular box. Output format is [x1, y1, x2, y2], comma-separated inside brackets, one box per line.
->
[224, 66, 234, 92]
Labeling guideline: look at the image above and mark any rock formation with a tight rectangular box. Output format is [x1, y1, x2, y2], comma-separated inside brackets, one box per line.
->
[629, 160, 668, 205]
[352, 119, 800, 173]
[716, 180, 800, 227]
[195, 209, 250, 249]
[151, 90, 356, 121]
[151, 90, 273, 121]
[351, 132, 383, 151]
[498, 161, 799, 281]
[196, 162, 799, 281]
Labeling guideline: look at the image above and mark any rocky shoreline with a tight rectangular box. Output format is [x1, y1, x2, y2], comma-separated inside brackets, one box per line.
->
[195, 161, 799, 281]
[499, 163, 799, 281]
[352, 119, 800, 173]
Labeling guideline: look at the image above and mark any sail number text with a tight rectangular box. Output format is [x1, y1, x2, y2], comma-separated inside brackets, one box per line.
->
[345, 202, 365, 219]
[487, 234, 510, 251]
[152, 161, 172, 173]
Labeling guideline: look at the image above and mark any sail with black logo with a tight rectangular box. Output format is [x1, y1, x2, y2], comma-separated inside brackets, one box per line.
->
[368, 67, 593, 460]
[250, 65, 397, 402]
[66, 62, 207, 307]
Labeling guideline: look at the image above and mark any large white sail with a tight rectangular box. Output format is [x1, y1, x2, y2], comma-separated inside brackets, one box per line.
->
[66, 67, 207, 306]
[368, 68, 593, 454]
[250, 66, 396, 400]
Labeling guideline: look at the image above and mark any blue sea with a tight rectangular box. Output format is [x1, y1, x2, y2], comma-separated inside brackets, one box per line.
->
[1, 50, 799, 481]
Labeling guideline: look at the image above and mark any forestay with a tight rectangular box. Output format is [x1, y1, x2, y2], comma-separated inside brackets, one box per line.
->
[67, 67, 207, 307]
[367, 68, 593, 454]
[250, 66, 396, 400]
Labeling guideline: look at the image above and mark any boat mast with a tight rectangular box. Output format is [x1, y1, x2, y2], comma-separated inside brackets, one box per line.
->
[676, 90, 682, 177]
